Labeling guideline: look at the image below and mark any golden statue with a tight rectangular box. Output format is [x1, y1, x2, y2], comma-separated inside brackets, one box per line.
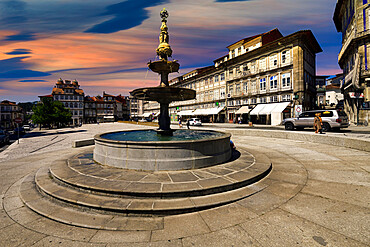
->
[156, 8, 172, 60]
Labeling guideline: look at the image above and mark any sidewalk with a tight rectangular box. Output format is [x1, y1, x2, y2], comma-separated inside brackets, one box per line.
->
[0, 123, 368, 246]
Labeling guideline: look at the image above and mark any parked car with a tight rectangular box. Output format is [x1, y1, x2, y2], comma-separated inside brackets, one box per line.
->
[282, 109, 349, 131]
[188, 118, 202, 126]
[23, 125, 30, 131]
[0, 130, 9, 145]
[13, 126, 25, 134]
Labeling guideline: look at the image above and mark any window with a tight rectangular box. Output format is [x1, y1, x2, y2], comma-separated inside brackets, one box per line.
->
[229, 85, 234, 96]
[259, 57, 266, 70]
[231, 50, 235, 58]
[214, 74, 219, 83]
[270, 96, 278, 102]
[270, 76, 278, 90]
[235, 99, 241, 105]
[220, 73, 225, 81]
[243, 82, 248, 92]
[269, 54, 278, 67]
[214, 89, 219, 99]
[209, 76, 213, 84]
[259, 78, 266, 91]
[229, 68, 233, 78]
[251, 61, 256, 73]
[236, 83, 241, 94]
[260, 97, 267, 103]
[242, 64, 248, 72]
[282, 94, 291, 101]
[220, 88, 226, 99]
[251, 98, 257, 104]
[282, 50, 290, 64]
[282, 73, 291, 87]
[237, 47, 241, 56]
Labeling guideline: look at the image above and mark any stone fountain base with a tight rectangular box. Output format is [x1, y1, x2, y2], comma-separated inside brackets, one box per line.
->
[93, 130, 232, 171]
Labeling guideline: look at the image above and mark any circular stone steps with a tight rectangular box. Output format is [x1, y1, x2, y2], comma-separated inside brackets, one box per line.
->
[19, 147, 272, 229]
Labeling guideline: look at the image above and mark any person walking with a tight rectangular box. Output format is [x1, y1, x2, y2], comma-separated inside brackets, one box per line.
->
[186, 119, 190, 129]
[179, 118, 182, 128]
[314, 113, 323, 134]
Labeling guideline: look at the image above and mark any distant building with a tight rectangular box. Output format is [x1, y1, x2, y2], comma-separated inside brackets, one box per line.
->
[0, 100, 23, 129]
[129, 96, 143, 119]
[115, 95, 129, 120]
[84, 96, 97, 123]
[333, 0, 370, 124]
[315, 75, 329, 108]
[51, 78, 85, 125]
[144, 28, 322, 125]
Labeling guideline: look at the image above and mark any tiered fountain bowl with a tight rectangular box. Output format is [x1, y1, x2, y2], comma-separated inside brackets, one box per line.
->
[94, 8, 231, 171]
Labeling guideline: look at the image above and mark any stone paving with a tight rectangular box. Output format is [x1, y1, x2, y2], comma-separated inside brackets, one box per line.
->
[0, 123, 369, 246]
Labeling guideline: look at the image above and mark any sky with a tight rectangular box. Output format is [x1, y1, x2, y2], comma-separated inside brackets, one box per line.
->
[0, 0, 342, 103]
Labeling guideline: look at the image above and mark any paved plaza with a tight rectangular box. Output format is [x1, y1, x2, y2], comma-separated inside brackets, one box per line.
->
[0, 123, 369, 246]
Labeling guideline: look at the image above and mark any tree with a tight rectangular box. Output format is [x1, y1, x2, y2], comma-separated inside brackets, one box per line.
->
[32, 98, 72, 129]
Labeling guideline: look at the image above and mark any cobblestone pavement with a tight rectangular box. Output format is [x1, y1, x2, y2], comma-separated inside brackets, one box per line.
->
[0, 123, 369, 246]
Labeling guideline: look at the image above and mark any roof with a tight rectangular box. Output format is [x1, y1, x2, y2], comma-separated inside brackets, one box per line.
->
[0, 100, 17, 105]
[38, 94, 53, 98]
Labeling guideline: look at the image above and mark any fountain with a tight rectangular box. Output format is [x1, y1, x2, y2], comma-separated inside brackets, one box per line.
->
[130, 8, 195, 136]
[93, 8, 232, 171]
[13, 9, 272, 227]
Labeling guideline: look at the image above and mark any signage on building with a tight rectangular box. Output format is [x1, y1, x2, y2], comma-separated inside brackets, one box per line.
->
[349, 92, 364, 98]
[294, 105, 302, 117]
[14, 118, 22, 124]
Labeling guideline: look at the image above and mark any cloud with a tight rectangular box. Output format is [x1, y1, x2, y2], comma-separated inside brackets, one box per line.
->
[0, 69, 50, 79]
[19, 79, 47, 82]
[3, 31, 36, 41]
[5, 48, 32, 55]
[215, 0, 252, 2]
[0, 56, 50, 80]
[85, 0, 169, 33]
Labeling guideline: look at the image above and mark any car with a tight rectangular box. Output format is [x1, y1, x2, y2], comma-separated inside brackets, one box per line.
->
[23, 125, 30, 131]
[0, 130, 10, 145]
[282, 109, 349, 132]
[13, 126, 25, 134]
[188, 118, 202, 126]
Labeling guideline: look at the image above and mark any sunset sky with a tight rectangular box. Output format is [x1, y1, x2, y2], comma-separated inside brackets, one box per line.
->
[0, 0, 342, 103]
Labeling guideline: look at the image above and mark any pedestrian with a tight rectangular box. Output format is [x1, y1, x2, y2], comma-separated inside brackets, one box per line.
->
[314, 113, 322, 134]
[179, 118, 182, 128]
[187, 119, 190, 129]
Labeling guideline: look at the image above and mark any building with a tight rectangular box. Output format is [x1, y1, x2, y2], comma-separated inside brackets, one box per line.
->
[115, 95, 129, 121]
[84, 96, 97, 123]
[144, 28, 322, 125]
[333, 0, 370, 125]
[51, 78, 84, 125]
[129, 96, 143, 120]
[0, 100, 23, 129]
[316, 75, 329, 108]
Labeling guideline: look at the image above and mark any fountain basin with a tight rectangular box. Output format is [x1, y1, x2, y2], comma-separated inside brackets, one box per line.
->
[94, 129, 232, 171]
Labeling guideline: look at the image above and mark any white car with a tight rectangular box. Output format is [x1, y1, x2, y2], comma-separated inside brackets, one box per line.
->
[188, 118, 202, 126]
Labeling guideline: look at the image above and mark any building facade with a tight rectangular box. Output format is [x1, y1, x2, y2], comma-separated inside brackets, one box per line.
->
[333, 0, 370, 125]
[144, 29, 322, 125]
[52, 79, 84, 125]
[0, 100, 23, 129]
[84, 96, 97, 124]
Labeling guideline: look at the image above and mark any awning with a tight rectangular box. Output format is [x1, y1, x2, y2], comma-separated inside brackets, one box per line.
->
[154, 112, 160, 117]
[250, 102, 290, 115]
[143, 112, 152, 118]
[236, 106, 251, 114]
[271, 102, 290, 113]
[259, 104, 277, 115]
[249, 104, 266, 115]
[177, 110, 195, 116]
[193, 107, 224, 116]
[103, 116, 114, 119]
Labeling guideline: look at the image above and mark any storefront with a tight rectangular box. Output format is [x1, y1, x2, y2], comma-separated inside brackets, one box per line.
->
[249, 102, 290, 125]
